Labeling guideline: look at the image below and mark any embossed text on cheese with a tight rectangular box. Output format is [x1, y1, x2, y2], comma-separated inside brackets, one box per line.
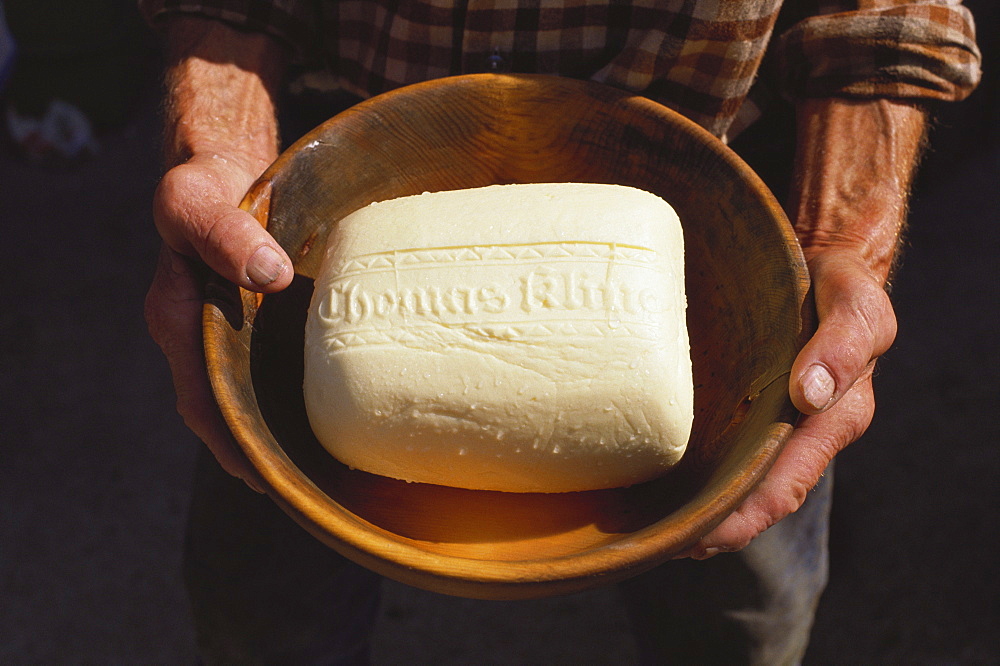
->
[314, 241, 670, 346]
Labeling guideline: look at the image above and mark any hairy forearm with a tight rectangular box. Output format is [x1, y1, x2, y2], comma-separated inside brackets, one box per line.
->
[790, 98, 928, 284]
[162, 15, 288, 174]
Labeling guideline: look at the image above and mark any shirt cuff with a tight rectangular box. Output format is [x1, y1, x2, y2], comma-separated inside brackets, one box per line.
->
[775, 3, 982, 103]
[137, 0, 316, 63]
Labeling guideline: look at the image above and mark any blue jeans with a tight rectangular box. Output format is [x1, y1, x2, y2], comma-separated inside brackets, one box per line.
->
[184, 447, 831, 665]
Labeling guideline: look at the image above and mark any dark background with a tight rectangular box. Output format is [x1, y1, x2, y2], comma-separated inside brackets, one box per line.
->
[1, 1, 996, 662]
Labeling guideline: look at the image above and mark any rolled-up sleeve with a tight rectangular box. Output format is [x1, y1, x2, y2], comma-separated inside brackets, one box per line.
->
[776, 1, 982, 102]
[137, 0, 316, 61]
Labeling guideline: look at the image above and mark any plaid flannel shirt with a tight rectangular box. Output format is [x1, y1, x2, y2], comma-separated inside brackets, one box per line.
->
[139, 0, 981, 140]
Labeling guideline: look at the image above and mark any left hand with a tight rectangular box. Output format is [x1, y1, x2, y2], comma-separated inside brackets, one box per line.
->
[682, 249, 895, 557]
[678, 97, 926, 558]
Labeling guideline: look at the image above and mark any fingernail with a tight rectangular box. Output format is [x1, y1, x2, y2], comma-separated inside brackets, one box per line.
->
[247, 245, 286, 287]
[802, 364, 835, 411]
[694, 547, 722, 560]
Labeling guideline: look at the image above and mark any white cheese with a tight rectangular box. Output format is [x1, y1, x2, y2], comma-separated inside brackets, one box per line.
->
[303, 183, 692, 492]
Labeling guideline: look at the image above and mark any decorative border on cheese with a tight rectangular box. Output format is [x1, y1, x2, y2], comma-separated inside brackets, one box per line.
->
[333, 241, 660, 277]
[323, 320, 659, 351]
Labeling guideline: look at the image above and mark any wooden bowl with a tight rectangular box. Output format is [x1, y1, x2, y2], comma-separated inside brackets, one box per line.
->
[205, 73, 812, 600]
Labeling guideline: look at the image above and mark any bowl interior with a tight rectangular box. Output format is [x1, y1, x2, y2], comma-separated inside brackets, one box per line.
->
[205, 73, 811, 600]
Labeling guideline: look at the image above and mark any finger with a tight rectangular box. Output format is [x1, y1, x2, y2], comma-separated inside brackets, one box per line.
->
[153, 160, 292, 293]
[145, 245, 265, 492]
[791, 255, 896, 414]
[679, 375, 875, 559]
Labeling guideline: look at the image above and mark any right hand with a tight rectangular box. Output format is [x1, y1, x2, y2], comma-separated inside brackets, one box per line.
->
[145, 153, 292, 489]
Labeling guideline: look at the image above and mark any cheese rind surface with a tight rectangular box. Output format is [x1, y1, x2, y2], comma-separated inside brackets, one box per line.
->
[303, 183, 692, 492]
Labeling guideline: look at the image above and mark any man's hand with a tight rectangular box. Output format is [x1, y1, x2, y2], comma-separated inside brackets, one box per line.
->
[145, 154, 291, 487]
[681, 98, 927, 557]
[153, 153, 292, 292]
[144, 16, 290, 488]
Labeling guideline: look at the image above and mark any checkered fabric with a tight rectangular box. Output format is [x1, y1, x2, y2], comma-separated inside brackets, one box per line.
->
[139, 0, 981, 139]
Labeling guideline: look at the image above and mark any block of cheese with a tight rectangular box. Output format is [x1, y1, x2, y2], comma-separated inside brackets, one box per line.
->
[303, 183, 692, 492]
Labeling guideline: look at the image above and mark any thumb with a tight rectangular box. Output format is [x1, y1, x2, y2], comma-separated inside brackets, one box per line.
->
[791, 252, 897, 414]
[153, 156, 292, 293]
